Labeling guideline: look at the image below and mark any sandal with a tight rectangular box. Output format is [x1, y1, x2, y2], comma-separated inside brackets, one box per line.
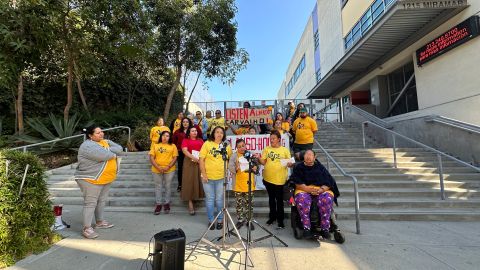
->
[189, 209, 196, 216]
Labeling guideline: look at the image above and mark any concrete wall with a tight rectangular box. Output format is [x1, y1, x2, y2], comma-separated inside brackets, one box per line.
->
[344, 105, 480, 166]
[318, 0, 345, 76]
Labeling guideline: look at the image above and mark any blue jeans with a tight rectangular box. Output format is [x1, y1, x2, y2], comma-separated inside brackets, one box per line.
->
[202, 179, 224, 222]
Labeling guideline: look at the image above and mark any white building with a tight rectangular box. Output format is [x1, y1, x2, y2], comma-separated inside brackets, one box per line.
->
[278, 0, 480, 125]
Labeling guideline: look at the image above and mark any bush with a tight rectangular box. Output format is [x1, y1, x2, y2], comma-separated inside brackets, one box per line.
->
[0, 150, 56, 267]
[131, 123, 151, 151]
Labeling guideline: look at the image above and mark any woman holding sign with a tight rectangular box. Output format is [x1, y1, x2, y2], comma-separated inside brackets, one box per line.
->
[199, 126, 232, 230]
[258, 130, 293, 229]
[181, 127, 205, 215]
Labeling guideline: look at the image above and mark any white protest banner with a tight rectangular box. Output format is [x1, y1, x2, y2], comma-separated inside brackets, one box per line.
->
[225, 108, 272, 126]
[225, 133, 290, 190]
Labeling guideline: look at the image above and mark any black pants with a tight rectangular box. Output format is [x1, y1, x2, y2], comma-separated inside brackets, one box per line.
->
[263, 180, 284, 223]
[177, 152, 185, 187]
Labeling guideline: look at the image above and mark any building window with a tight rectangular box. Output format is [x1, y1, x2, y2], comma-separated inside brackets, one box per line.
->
[387, 62, 418, 116]
[343, 0, 394, 50]
[314, 30, 320, 50]
[285, 55, 306, 96]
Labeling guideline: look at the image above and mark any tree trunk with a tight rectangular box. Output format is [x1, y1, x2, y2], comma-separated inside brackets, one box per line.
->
[16, 74, 24, 135]
[163, 65, 182, 121]
[73, 59, 89, 116]
[185, 71, 201, 114]
[64, 58, 73, 122]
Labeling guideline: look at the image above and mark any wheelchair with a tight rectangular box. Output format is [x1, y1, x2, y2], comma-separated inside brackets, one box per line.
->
[285, 176, 345, 243]
[289, 198, 345, 243]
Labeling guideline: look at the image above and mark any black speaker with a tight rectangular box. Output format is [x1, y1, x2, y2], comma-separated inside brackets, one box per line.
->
[152, 228, 186, 270]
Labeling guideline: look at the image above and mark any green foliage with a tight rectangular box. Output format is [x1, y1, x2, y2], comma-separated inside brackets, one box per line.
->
[15, 113, 89, 151]
[131, 123, 151, 151]
[0, 150, 56, 267]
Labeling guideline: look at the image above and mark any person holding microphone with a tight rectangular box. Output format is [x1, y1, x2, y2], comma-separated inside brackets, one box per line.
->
[199, 126, 232, 230]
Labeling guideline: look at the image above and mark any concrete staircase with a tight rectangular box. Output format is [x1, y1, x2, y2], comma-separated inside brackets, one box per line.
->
[315, 122, 480, 221]
[47, 121, 480, 221]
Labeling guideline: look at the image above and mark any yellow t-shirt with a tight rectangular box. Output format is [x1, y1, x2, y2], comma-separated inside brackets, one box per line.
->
[293, 117, 318, 144]
[172, 119, 182, 134]
[210, 117, 226, 130]
[150, 125, 170, 145]
[85, 140, 118, 185]
[261, 146, 291, 185]
[235, 126, 250, 135]
[282, 121, 290, 132]
[294, 185, 334, 196]
[149, 143, 178, 173]
[233, 154, 255, 192]
[199, 140, 232, 180]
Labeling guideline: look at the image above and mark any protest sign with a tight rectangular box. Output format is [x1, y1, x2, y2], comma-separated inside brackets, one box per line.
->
[225, 108, 272, 125]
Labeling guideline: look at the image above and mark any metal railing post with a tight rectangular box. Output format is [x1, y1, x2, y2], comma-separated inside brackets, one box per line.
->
[437, 153, 445, 200]
[392, 134, 397, 168]
[83, 134, 86, 142]
[362, 123, 366, 148]
[353, 177, 361, 234]
[22, 146, 26, 153]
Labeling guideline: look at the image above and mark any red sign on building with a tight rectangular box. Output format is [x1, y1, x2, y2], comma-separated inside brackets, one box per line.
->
[416, 16, 480, 66]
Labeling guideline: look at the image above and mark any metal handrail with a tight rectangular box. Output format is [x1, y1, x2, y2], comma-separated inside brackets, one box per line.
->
[11, 126, 131, 153]
[350, 105, 389, 127]
[362, 121, 480, 200]
[426, 115, 480, 135]
[314, 139, 361, 234]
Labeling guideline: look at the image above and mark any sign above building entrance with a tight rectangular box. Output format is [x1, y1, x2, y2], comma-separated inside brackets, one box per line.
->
[400, 0, 468, 10]
[416, 16, 480, 66]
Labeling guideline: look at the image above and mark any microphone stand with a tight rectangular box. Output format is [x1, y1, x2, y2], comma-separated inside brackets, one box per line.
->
[186, 142, 253, 267]
[243, 157, 288, 270]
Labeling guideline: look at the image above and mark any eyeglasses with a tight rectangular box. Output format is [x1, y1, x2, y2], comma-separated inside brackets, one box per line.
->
[215, 112, 221, 114]
[196, 113, 201, 115]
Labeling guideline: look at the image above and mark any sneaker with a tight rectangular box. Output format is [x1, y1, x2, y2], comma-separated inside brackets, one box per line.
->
[249, 223, 255, 231]
[235, 220, 245, 229]
[320, 229, 331, 240]
[216, 222, 223, 230]
[302, 229, 313, 239]
[208, 222, 215, 230]
[164, 203, 170, 214]
[266, 218, 275, 226]
[276, 220, 285, 229]
[82, 227, 99, 239]
[154, 204, 162, 215]
[95, 220, 114, 229]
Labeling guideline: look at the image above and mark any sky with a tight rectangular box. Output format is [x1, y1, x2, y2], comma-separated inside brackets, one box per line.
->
[199, 0, 316, 102]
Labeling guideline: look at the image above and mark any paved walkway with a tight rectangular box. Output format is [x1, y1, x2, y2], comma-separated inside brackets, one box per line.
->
[7, 206, 480, 270]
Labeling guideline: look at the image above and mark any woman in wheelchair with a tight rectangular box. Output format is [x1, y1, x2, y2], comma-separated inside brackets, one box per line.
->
[290, 150, 340, 239]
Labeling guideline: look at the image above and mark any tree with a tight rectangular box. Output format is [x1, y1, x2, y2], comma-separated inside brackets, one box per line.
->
[0, 0, 57, 134]
[145, 0, 248, 120]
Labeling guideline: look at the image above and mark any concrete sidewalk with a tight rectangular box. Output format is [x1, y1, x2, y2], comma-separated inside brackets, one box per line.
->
[7, 206, 480, 270]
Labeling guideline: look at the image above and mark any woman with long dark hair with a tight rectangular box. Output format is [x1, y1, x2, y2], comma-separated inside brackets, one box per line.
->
[75, 125, 123, 239]
[199, 126, 232, 230]
[181, 126, 205, 215]
[173, 117, 193, 192]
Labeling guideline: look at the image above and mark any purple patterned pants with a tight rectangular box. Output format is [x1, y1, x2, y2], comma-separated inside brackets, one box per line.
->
[294, 192, 333, 230]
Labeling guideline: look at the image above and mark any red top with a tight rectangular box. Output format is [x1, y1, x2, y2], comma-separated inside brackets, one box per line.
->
[181, 138, 204, 153]
[173, 130, 187, 151]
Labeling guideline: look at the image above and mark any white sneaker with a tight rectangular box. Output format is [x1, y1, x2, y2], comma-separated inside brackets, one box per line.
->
[95, 220, 114, 229]
[82, 227, 99, 239]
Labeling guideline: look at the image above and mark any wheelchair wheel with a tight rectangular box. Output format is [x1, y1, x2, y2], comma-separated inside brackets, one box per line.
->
[333, 231, 345, 244]
[293, 226, 303, 240]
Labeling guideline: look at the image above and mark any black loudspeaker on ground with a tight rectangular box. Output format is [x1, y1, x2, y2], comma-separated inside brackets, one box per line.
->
[152, 229, 186, 270]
